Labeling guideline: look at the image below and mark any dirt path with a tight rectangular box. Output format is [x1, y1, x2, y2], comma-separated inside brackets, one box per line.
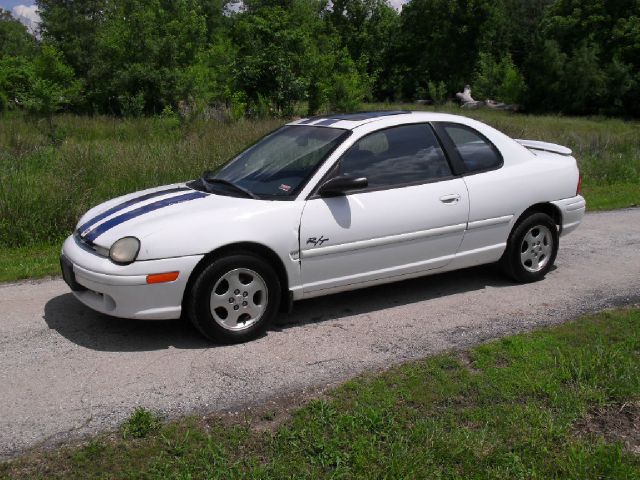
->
[1, 209, 639, 459]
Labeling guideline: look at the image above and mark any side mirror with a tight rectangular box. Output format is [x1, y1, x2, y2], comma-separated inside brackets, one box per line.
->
[318, 175, 368, 196]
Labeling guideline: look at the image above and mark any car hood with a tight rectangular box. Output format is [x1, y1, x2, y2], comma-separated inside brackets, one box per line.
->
[76, 183, 286, 251]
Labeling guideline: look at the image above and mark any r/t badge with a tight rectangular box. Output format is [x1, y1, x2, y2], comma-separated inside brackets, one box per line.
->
[306, 236, 329, 247]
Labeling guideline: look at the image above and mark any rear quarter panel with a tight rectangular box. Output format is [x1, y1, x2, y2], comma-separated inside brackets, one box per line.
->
[456, 119, 579, 260]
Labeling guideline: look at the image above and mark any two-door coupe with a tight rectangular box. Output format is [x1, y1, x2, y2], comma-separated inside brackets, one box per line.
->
[61, 111, 586, 342]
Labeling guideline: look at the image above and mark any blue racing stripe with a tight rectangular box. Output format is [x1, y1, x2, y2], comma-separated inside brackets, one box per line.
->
[313, 119, 341, 126]
[296, 118, 318, 125]
[78, 187, 190, 234]
[83, 191, 208, 242]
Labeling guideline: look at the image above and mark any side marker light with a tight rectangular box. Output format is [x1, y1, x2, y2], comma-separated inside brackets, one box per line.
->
[146, 271, 179, 284]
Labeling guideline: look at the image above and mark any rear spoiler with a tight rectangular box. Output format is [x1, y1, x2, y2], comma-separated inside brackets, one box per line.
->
[516, 139, 572, 156]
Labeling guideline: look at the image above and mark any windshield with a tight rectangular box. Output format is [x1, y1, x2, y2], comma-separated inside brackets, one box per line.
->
[211, 125, 348, 198]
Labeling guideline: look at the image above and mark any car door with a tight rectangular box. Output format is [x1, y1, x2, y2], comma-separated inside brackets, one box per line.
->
[433, 122, 513, 262]
[299, 123, 470, 295]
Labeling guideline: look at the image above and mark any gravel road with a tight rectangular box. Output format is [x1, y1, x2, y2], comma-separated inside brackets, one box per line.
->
[1, 209, 639, 459]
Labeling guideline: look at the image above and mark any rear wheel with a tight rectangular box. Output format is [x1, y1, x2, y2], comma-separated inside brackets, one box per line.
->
[500, 213, 558, 283]
[186, 254, 281, 343]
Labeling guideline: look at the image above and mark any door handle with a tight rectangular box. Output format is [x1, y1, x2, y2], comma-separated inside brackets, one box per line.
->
[439, 194, 461, 204]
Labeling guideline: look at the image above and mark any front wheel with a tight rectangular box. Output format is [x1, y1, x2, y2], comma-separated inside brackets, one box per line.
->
[185, 254, 281, 343]
[500, 213, 559, 283]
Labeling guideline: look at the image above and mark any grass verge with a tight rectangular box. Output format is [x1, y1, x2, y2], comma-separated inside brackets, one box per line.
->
[581, 183, 639, 211]
[2, 308, 639, 479]
[0, 243, 61, 282]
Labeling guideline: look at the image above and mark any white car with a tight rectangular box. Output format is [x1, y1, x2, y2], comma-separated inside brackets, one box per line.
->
[61, 111, 586, 343]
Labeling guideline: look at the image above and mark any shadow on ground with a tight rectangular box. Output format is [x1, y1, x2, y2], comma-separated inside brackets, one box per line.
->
[43, 294, 210, 352]
[44, 264, 515, 352]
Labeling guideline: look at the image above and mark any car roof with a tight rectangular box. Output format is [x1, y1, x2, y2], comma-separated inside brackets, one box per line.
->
[287, 110, 468, 130]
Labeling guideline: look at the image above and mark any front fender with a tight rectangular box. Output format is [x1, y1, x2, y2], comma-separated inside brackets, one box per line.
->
[138, 200, 306, 295]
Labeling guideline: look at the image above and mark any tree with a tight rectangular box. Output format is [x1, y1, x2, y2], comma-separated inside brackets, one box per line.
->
[21, 45, 81, 115]
[231, 0, 330, 116]
[473, 52, 526, 105]
[198, 0, 232, 41]
[0, 56, 33, 111]
[477, 0, 552, 66]
[326, 48, 365, 112]
[525, 0, 640, 115]
[89, 0, 208, 115]
[37, 0, 106, 77]
[0, 8, 38, 59]
[395, 0, 495, 100]
[327, 0, 399, 99]
[0, 9, 39, 111]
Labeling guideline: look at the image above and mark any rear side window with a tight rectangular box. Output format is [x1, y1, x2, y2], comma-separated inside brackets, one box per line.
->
[442, 124, 502, 172]
[338, 124, 452, 189]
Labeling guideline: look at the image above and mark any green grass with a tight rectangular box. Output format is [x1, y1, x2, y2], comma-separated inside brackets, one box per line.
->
[582, 183, 640, 211]
[2, 308, 639, 479]
[0, 243, 61, 282]
[121, 408, 162, 440]
[0, 107, 638, 282]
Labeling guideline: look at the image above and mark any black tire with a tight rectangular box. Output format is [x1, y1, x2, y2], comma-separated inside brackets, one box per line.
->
[185, 253, 281, 343]
[500, 212, 559, 283]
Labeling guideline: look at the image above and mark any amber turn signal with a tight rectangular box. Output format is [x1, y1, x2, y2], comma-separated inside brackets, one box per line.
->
[146, 271, 179, 284]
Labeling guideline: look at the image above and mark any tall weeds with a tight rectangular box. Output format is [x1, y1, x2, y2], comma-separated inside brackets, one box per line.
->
[0, 115, 281, 247]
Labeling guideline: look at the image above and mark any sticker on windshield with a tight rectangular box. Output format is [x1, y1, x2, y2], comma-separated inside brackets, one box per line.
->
[279, 184, 292, 192]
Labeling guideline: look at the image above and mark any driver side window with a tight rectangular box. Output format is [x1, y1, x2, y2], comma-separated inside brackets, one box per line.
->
[338, 124, 452, 189]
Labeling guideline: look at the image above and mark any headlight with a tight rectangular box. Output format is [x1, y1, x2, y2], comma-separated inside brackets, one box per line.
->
[109, 237, 140, 265]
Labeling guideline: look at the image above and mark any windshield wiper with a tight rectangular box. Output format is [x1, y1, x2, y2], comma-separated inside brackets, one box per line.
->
[201, 173, 259, 200]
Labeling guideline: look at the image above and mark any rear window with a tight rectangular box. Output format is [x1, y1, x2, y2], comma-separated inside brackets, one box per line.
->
[441, 123, 502, 172]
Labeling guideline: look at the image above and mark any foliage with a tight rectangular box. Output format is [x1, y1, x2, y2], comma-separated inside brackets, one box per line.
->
[89, 0, 208, 115]
[19, 45, 82, 117]
[2, 1, 640, 117]
[395, 0, 495, 100]
[326, 0, 399, 100]
[325, 49, 365, 113]
[37, 0, 106, 77]
[0, 10, 37, 112]
[0, 56, 33, 111]
[473, 53, 527, 105]
[231, 1, 326, 116]
[525, 0, 640, 116]
[427, 80, 447, 104]
[0, 8, 37, 59]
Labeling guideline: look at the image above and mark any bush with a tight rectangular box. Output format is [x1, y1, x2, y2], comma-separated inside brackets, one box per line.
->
[159, 105, 181, 129]
[121, 407, 161, 439]
[473, 52, 526, 105]
[118, 92, 146, 118]
[248, 93, 271, 119]
[329, 72, 363, 112]
[307, 79, 324, 116]
[229, 91, 247, 122]
[561, 42, 608, 114]
[0, 56, 34, 110]
[327, 51, 364, 113]
[427, 80, 447, 104]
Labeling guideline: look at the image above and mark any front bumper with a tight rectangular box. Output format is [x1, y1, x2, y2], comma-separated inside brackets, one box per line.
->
[552, 195, 586, 236]
[61, 235, 203, 320]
